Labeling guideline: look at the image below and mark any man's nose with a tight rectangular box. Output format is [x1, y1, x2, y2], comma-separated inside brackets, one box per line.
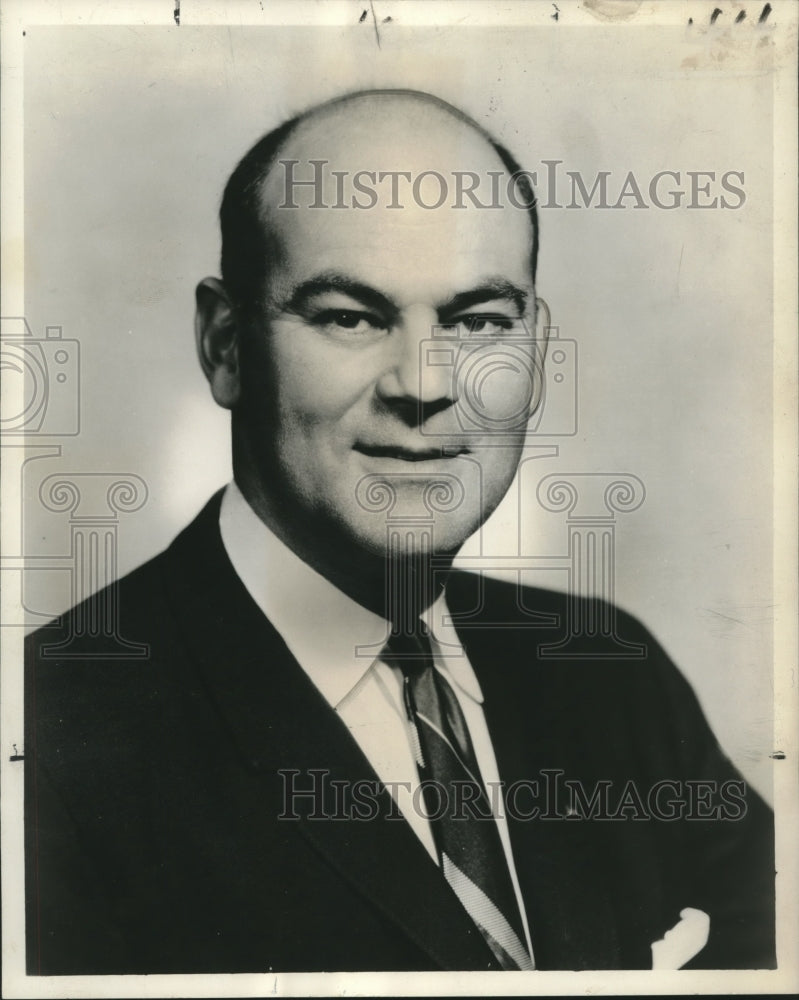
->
[376, 305, 457, 417]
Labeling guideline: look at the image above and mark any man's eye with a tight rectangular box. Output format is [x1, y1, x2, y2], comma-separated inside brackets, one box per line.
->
[313, 310, 386, 335]
[452, 314, 517, 335]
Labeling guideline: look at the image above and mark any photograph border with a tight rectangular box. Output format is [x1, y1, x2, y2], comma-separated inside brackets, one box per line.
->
[2, 2, 797, 997]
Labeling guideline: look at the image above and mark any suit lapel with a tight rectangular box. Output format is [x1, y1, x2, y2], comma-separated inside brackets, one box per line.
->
[158, 496, 500, 971]
[448, 573, 624, 970]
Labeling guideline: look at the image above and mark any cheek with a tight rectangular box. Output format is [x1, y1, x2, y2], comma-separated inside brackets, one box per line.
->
[256, 327, 377, 430]
[454, 343, 539, 432]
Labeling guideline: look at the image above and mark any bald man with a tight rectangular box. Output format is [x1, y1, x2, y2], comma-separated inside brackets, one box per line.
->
[25, 90, 775, 975]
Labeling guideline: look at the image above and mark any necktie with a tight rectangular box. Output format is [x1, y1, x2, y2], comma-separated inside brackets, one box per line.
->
[386, 624, 534, 971]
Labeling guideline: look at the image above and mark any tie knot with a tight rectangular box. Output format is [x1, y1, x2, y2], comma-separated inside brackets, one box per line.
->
[384, 622, 434, 675]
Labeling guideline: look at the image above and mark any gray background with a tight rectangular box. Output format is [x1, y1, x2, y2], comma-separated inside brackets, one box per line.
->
[19, 24, 774, 800]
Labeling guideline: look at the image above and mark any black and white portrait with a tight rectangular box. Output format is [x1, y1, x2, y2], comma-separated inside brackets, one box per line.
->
[2, 2, 796, 996]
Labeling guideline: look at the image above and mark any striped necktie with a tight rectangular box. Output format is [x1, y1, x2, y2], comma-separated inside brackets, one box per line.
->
[386, 624, 534, 971]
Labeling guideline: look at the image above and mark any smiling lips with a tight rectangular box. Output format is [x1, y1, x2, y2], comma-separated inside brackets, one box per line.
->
[355, 442, 467, 462]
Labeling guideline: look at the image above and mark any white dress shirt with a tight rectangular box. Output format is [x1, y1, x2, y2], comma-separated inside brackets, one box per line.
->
[219, 481, 533, 957]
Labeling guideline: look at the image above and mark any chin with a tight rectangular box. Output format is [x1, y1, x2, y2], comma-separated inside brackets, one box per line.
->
[339, 510, 480, 563]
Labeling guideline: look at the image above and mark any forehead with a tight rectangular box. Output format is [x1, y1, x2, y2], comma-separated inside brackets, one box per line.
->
[258, 100, 535, 305]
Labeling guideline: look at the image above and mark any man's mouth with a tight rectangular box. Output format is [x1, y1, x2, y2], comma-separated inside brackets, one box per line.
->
[354, 443, 467, 462]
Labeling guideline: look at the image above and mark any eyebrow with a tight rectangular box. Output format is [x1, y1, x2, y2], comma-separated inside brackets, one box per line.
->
[440, 281, 528, 317]
[283, 274, 398, 320]
[281, 272, 529, 320]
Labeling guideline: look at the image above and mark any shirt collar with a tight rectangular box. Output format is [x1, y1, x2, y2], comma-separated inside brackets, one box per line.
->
[219, 481, 483, 708]
[422, 592, 484, 704]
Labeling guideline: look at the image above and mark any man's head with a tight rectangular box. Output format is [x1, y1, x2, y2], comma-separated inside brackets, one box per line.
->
[196, 89, 545, 588]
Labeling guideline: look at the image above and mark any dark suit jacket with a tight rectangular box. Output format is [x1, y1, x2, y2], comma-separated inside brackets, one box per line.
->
[25, 492, 775, 974]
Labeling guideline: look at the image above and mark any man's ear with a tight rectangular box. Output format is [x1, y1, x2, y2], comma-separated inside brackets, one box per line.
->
[529, 295, 552, 416]
[195, 278, 241, 410]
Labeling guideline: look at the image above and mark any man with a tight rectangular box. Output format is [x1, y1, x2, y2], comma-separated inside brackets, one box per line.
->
[25, 89, 775, 974]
